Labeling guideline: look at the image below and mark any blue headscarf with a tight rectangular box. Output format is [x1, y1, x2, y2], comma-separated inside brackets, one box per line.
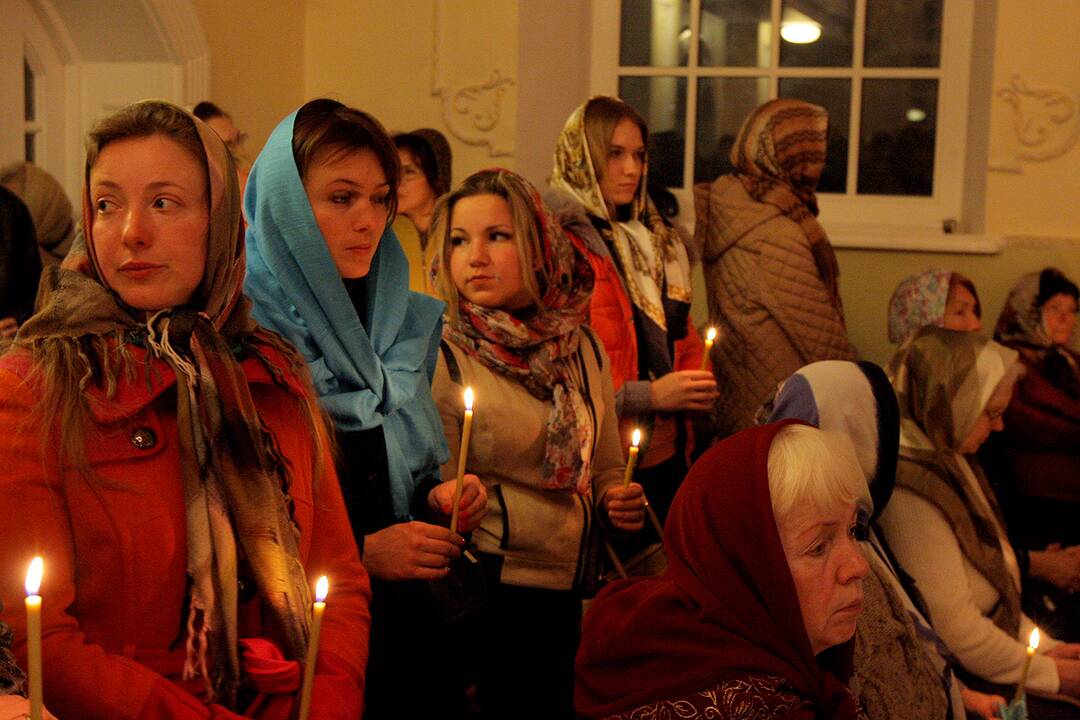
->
[243, 109, 448, 518]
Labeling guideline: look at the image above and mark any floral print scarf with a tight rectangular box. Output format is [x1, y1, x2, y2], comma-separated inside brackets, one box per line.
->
[888, 270, 953, 345]
[442, 170, 597, 493]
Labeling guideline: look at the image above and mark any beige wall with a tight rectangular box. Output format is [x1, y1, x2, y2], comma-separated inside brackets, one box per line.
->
[192, 0, 305, 157]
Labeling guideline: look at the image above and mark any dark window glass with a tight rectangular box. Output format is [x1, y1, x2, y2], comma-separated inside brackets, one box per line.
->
[857, 78, 938, 196]
[694, 77, 769, 183]
[619, 75, 688, 187]
[620, 0, 691, 67]
[864, 0, 942, 67]
[699, 0, 772, 67]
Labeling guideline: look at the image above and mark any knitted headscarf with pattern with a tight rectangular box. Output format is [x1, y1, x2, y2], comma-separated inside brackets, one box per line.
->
[13, 100, 314, 709]
[439, 169, 597, 493]
[730, 98, 842, 311]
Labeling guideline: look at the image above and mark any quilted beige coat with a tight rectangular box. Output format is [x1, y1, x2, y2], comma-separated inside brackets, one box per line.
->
[694, 176, 856, 437]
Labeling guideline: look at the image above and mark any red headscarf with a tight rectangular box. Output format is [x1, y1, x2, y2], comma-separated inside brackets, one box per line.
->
[575, 420, 860, 719]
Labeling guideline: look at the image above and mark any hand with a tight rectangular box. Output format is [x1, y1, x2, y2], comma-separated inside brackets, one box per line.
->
[362, 521, 462, 581]
[0, 695, 59, 719]
[1045, 642, 1080, 660]
[960, 687, 1008, 720]
[603, 483, 645, 532]
[1029, 544, 1080, 593]
[428, 475, 488, 533]
[1053, 656, 1080, 698]
[0, 317, 17, 339]
[649, 370, 718, 413]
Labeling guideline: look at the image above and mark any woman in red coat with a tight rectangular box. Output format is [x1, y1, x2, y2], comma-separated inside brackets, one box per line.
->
[0, 101, 370, 719]
[548, 96, 715, 522]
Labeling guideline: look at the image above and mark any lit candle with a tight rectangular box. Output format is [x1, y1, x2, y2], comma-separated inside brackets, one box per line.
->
[1013, 626, 1040, 703]
[297, 576, 328, 720]
[24, 557, 43, 720]
[701, 327, 717, 371]
[623, 429, 641, 488]
[450, 387, 474, 535]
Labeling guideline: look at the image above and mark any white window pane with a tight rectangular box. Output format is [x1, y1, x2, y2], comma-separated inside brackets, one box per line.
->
[619, 75, 688, 187]
[779, 0, 854, 68]
[858, 78, 938, 196]
[620, 0, 691, 67]
[699, 0, 772, 68]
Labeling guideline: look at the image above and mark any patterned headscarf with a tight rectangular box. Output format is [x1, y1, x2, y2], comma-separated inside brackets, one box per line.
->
[888, 270, 954, 344]
[440, 169, 597, 493]
[551, 97, 692, 335]
[887, 326, 1023, 638]
[576, 421, 861, 719]
[996, 268, 1078, 352]
[730, 98, 842, 310]
[14, 101, 314, 708]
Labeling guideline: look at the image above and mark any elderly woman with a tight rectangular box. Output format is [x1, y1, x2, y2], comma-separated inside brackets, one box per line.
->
[888, 269, 983, 347]
[576, 421, 869, 719]
[694, 99, 856, 440]
[0, 101, 369, 718]
[879, 326, 1080, 712]
[992, 268, 1080, 638]
[766, 360, 1008, 719]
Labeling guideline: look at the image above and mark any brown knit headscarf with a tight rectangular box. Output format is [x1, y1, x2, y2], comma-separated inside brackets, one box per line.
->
[13, 100, 318, 709]
[730, 98, 842, 311]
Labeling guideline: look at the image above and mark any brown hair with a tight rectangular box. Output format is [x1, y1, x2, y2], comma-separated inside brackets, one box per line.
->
[291, 98, 401, 220]
[431, 169, 544, 320]
[948, 272, 982, 318]
[582, 96, 648, 186]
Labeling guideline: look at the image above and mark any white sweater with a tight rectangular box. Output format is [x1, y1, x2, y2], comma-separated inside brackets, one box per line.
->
[880, 482, 1060, 693]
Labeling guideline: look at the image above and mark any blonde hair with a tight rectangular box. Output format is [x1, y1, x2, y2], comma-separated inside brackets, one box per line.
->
[431, 169, 543, 320]
[767, 424, 871, 525]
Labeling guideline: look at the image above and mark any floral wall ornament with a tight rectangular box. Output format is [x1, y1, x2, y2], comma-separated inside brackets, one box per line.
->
[996, 75, 1080, 163]
[431, 0, 517, 157]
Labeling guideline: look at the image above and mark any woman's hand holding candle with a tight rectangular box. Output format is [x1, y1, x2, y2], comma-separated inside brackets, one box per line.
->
[429, 474, 488, 533]
[604, 484, 645, 532]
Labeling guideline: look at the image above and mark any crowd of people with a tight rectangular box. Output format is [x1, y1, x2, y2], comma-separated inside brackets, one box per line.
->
[0, 90, 1075, 720]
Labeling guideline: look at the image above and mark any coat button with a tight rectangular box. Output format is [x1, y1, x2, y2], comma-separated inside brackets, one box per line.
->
[130, 427, 156, 450]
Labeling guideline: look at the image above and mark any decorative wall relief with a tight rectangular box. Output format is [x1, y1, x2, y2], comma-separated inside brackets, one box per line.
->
[431, 0, 517, 157]
[990, 75, 1080, 172]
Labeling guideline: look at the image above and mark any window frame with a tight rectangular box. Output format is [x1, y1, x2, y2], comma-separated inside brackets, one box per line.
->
[591, 0, 1001, 251]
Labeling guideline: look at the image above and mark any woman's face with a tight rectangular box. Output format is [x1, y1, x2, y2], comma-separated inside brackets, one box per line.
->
[943, 283, 982, 333]
[396, 149, 436, 219]
[598, 118, 645, 210]
[90, 134, 209, 311]
[304, 146, 389, 279]
[1042, 292, 1078, 346]
[448, 193, 532, 310]
[778, 501, 868, 656]
[957, 379, 1013, 454]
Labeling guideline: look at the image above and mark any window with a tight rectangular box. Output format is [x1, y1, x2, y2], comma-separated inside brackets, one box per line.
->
[591, 0, 984, 237]
[24, 58, 41, 163]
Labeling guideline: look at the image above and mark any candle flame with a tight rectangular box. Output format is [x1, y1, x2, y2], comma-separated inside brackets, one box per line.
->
[25, 556, 43, 596]
[315, 576, 329, 603]
[706, 327, 717, 342]
[1029, 626, 1040, 650]
[463, 387, 474, 412]
[631, 428, 641, 447]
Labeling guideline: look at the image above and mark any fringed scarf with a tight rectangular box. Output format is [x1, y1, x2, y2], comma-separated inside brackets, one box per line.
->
[550, 97, 691, 352]
[888, 326, 1023, 638]
[730, 98, 844, 313]
[13, 101, 313, 709]
[442, 169, 597, 493]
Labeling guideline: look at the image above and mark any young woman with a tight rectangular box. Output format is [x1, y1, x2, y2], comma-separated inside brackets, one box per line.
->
[888, 269, 983, 347]
[693, 98, 856, 439]
[243, 99, 483, 717]
[0, 100, 369, 719]
[431, 168, 645, 718]
[879, 326, 1080, 716]
[548, 96, 713, 522]
[576, 422, 869, 719]
[392, 128, 452, 294]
